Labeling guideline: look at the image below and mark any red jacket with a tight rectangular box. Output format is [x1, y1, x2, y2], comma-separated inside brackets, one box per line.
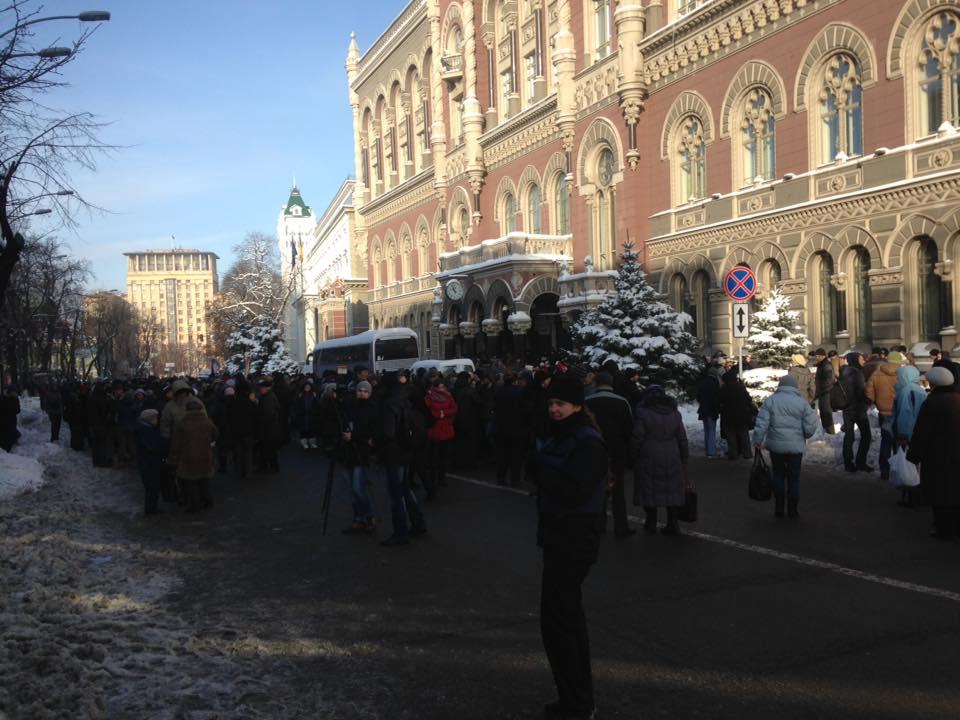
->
[425, 386, 458, 442]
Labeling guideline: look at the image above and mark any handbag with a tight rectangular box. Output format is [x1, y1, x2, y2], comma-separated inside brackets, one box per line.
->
[748, 451, 773, 501]
[678, 489, 698, 522]
[888, 447, 920, 488]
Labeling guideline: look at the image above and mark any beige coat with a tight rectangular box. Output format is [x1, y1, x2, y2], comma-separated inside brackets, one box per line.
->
[168, 406, 219, 479]
[787, 365, 816, 404]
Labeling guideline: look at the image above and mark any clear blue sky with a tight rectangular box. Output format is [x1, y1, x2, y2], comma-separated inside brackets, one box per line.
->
[28, 1, 404, 291]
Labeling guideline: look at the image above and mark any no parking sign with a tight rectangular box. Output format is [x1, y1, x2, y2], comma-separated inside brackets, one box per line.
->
[723, 266, 757, 302]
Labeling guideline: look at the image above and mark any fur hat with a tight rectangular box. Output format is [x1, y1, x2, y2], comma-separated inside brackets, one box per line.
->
[356, 380, 372, 393]
[791, 354, 808, 367]
[547, 375, 584, 406]
[139, 408, 159, 422]
[925, 366, 955, 387]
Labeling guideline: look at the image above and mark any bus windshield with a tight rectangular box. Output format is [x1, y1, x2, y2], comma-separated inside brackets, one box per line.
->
[319, 344, 371, 365]
[375, 337, 418, 361]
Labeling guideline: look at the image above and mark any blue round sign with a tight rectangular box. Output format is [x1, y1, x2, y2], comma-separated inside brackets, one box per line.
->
[724, 267, 757, 301]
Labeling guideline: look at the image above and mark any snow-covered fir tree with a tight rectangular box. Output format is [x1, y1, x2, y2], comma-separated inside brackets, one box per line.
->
[225, 314, 299, 376]
[570, 241, 701, 392]
[743, 287, 810, 368]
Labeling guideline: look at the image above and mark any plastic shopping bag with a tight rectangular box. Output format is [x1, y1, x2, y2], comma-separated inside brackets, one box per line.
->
[889, 448, 920, 488]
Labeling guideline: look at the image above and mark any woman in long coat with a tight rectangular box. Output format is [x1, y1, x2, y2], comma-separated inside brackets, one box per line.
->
[168, 398, 219, 512]
[906, 366, 960, 539]
[632, 385, 689, 535]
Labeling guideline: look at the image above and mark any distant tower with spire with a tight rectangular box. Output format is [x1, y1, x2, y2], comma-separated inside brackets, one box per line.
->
[277, 180, 317, 364]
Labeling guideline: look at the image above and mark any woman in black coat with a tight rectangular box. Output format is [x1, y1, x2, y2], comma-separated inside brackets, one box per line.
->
[719, 368, 755, 460]
[907, 366, 960, 539]
[290, 382, 320, 449]
[528, 375, 608, 720]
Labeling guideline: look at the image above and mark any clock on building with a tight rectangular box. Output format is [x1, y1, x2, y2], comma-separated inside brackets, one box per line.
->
[445, 279, 465, 301]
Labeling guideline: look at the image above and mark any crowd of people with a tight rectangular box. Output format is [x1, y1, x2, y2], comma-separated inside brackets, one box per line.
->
[1, 345, 958, 720]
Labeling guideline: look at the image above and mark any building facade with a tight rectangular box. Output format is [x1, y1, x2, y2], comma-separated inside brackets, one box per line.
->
[348, 0, 960, 361]
[124, 248, 219, 352]
[280, 180, 369, 364]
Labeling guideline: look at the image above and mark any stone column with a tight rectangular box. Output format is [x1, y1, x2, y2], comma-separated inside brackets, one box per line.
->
[462, 0, 486, 223]
[345, 32, 366, 208]
[552, 0, 577, 170]
[427, 0, 448, 185]
[615, 3, 647, 170]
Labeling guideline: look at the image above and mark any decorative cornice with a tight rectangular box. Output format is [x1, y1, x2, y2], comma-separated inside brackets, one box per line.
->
[354, 0, 427, 88]
[648, 175, 960, 258]
[359, 167, 436, 227]
[480, 98, 560, 170]
[641, 0, 843, 92]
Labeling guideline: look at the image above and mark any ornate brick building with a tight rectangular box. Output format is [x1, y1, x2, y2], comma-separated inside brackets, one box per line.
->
[347, 0, 960, 360]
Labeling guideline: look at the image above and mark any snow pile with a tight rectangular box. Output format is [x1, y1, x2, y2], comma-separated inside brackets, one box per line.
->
[681, 400, 880, 469]
[0, 396, 61, 500]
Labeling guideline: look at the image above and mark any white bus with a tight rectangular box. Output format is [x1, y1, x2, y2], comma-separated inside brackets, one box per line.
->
[312, 328, 420, 378]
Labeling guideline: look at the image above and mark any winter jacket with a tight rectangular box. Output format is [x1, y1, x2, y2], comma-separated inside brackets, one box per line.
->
[376, 386, 415, 465]
[907, 387, 960, 508]
[865, 362, 898, 415]
[494, 383, 528, 439]
[340, 396, 377, 467]
[814, 358, 835, 399]
[44, 387, 63, 416]
[159, 394, 188, 439]
[787, 365, 816, 404]
[719, 371, 755, 433]
[839, 357, 868, 415]
[256, 390, 282, 443]
[425, 386, 457, 443]
[216, 395, 257, 446]
[0, 395, 21, 451]
[168, 405, 219, 479]
[752, 386, 819, 454]
[632, 392, 688, 508]
[134, 420, 167, 483]
[891, 366, 927, 441]
[584, 387, 633, 463]
[531, 412, 608, 559]
[290, 391, 320, 437]
[696, 367, 723, 420]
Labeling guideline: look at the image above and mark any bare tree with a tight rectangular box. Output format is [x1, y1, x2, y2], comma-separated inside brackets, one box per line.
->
[81, 291, 136, 378]
[0, 2, 111, 313]
[206, 232, 295, 357]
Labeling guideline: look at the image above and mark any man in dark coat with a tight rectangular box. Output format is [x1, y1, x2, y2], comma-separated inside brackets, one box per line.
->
[65, 383, 90, 451]
[134, 408, 167, 515]
[585, 372, 635, 538]
[696, 361, 723, 457]
[719, 368, 754, 460]
[813, 348, 836, 433]
[0, 387, 21, 452]
[839, 351, 872, 472]
[88, 383, 118, 467]
[907, 366, 960, 539]
[494, 373, 529, 487]
[44, 382, 64, 443]
[256, 379, 282, 472]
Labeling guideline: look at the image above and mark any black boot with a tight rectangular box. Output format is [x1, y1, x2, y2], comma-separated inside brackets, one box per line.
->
[774, 493, 785, 518]
[787, 497, 799, 519]
[661, 508, 681, 535]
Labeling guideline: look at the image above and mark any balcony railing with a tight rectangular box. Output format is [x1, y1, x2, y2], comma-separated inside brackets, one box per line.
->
[370, 274, 437, 302]
[438, 232, 572, 273]
[440, 53, 463, 82]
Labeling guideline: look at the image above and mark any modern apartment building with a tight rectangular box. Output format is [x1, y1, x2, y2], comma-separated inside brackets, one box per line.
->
[346, 0, 960, 360]
[124, 249, 219, 349]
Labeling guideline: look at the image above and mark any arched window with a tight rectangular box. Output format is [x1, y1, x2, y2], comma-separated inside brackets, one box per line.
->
[739, 88, 776, 186]
[917, 237, 947, 341]
[502, 191, 517, 234]
[677, 115, 706, 202]
[818, 54, 863, 163]
[766, 259, 782, 287]
[457, 206, 470, 243]
[918, 12, 960, 135]
[669, 273, 688, 313]
[691, 270, 711, 344]
[527, 183, 542, 233]
[852, 247, 872, 343]
[554, 173, 570, 234]
[814, 252, 838, 344]
[594, 147, 617, 268]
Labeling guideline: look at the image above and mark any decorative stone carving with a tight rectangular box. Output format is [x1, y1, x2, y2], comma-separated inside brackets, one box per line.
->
[438, 322, 458, 339]
[458, 321, 479, 338]
[510, 272, 524, 293]
[506, 311, 532, 333]
[583, 255, 595, 273]
[481, 318, 503, 335]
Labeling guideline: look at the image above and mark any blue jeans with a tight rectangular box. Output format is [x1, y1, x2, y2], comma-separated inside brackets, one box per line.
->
[878, 414, 893, 477]
[769, 452, 802, 499]
[384, 463, 425, 539]
[702, 417, 718, 456]
[349, 465, 373, 522]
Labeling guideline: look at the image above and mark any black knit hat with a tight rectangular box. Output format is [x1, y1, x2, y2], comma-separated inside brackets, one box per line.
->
[547, 374, 584, 406]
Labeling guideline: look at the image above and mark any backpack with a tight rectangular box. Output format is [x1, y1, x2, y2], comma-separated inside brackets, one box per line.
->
[829, 380, 848, 411]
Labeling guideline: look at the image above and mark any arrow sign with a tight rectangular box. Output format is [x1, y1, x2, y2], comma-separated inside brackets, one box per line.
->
[732, 302, 750, 338]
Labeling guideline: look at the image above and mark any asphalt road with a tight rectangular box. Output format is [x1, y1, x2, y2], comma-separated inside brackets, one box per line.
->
[132, 444, 960, 720]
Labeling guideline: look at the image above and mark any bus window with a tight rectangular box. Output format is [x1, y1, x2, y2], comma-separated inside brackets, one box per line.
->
[375, 337, 418, 361]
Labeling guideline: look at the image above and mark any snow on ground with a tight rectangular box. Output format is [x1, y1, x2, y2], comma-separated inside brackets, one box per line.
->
[0, 397, 345, 719]
[680, 400, 881, 469]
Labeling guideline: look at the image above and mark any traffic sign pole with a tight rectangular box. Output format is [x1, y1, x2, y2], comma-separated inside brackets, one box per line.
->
[723, 267, 757, 370]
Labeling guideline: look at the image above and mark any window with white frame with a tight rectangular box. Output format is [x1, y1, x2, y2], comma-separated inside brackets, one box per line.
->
[525, 53, 537, 103]
[593, 147, 617, 269]
[818, 54, 863, 164]
[527, 183, 542, 233]
[739, 88, 776, 186]
[554, 173, 570, 234]
[676, 115, 706, 202]
[502, 191, 517, 234]
[594, 0, 612, 62]
[918, 11, 960, 135]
